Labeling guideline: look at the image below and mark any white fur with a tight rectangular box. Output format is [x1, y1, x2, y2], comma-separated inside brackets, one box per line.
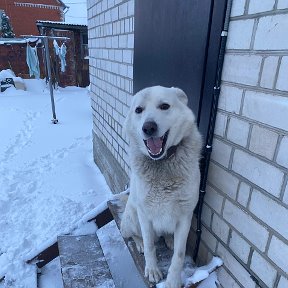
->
[120, 86, 202, 288]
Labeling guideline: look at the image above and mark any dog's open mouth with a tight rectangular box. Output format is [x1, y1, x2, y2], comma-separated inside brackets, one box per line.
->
[143, 131, 169, 159]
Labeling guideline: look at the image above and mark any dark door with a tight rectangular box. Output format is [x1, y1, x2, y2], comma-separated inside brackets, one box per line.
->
[133, 0, 227, 142]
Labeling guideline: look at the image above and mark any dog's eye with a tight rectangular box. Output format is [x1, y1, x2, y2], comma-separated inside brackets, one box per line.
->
[159, 103, 170, 110]
[135, 106, 143, 114]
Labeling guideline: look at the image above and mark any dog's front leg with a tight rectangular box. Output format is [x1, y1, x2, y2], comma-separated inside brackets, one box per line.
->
[138, 211, 163, 283]
[165, 218, 191, 288]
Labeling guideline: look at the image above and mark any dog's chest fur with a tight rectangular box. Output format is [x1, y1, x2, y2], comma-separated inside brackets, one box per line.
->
[131, 140, 199, 233]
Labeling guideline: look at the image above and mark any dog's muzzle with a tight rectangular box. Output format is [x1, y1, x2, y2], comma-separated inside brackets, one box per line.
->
[142, 121, 169, 159]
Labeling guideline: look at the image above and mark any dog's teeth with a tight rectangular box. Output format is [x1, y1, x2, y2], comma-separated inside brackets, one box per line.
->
[148, 147, 162, 156]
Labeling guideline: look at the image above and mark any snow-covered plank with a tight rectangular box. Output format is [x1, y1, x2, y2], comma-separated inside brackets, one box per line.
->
[58, 235, 115, 288]
[97, 220, 148, 288]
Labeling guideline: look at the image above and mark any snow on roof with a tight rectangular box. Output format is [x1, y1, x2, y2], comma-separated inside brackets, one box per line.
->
[36, 20, 87, 28]
[0, 37, 38, 45]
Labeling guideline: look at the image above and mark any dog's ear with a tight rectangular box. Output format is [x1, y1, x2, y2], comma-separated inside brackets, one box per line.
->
[172, 87, 188, 105]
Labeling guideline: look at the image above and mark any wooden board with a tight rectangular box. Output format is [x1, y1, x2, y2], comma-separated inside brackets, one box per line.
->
[58, 235, 115, 288]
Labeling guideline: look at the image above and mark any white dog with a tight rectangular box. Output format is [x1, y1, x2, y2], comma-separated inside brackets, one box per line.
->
[120, 86, 202, 288]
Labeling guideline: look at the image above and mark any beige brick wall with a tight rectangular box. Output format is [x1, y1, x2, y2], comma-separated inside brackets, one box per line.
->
[202, 1, 288, 287]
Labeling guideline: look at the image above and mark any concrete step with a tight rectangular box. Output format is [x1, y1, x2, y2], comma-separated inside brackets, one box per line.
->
[97, 220, 147, 288]
[58, 234, 115, 288]
[57, 194, 199, 288]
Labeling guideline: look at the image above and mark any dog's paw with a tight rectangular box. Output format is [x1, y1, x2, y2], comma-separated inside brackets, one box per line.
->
[145, 265, 163, 283]
[133, 237, 144, 253]
[165, 275, 181, 288]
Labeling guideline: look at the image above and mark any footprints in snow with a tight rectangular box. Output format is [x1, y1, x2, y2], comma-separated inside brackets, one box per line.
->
[1, 111, 40, 163]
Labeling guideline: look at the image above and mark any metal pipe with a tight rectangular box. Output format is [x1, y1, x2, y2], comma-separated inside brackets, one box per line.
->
[193, 0, 233, 262]
[43, 36, 58, 124]
[21, 35, 69, 124]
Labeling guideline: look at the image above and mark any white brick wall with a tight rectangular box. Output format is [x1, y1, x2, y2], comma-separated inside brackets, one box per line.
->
[248, 0, 274, 14]
[260, 56, 279, 89]
[268, 236, 288, 273]
[222, 54, 262, 86]
[237, 182, 251, 207]
[218, 85, 242, 114]
[250, 251, 277, 287]
[283, 182, 288, 205]
[218, 267, 241, 288]
[208, 162, 239, 200]
[217, 243, 256, 288]
[276, 56, 288, 91]
[202, 1, 288, 287]
[227, 117, 250, 147]
[249, 189, 288, 240]
[242, 91, 288, 131]
[211, 138, 232, 168]
[88, 0, 134, 176]
[205, 185, 224, 214]
[229, 230, 251, 263]
[249, 125, 278, 160]
[230, 0, 246, 17]
[232, 149, 284, 197]
[254, 14, 288, 50]
[214, 113, 228, 137]
[211, 213, 230, 243]
[223, 200, 269, 251]
[226, 19, 254, 49]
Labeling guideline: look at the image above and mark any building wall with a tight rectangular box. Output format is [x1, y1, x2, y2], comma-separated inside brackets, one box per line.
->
[0, 0, 64, 36]
[88, 0, 134, 192]
[0, 43, 33, 78]
[201, 1, 288, 287]
[88, 0, 288, 287]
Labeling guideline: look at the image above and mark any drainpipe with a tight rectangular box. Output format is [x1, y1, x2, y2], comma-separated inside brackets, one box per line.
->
[193, 0, 233, 262]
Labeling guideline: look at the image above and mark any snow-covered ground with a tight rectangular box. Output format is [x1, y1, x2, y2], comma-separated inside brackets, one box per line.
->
[0, 76, 222, 287]
[0, 78, 111, 287]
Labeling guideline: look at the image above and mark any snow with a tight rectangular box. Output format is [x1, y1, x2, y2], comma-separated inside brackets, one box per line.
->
[0, 38, 38, 45]
[0, 76, 223, 287]
[0, 79, 112, 287]
[38, 257, 63, 288]
[155, 256, 222, 288]
[97, 220, 146, 288]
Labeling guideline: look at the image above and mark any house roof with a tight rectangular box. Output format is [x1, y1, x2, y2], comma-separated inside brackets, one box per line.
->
[36, 20, 87, 31]
[57, 0, 69, 9]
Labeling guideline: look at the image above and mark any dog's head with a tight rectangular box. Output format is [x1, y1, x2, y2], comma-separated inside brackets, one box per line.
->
[124, 86, 196, 160]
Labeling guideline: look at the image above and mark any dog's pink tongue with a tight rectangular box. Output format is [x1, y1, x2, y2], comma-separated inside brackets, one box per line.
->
[146, 137, 163, 155]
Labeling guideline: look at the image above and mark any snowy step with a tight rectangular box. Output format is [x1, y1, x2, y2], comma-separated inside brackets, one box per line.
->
[97, 220, 147, 288]
[58, 234, 115, 288]
[107, 196, 199, 288]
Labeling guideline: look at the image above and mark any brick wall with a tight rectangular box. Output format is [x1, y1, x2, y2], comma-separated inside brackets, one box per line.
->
[88, 0, 134, 192]
[0, 0, 64, 36]
[0, 42, 46, 79]
[201, 1, 288, 287]
[88, 0, 288, 286]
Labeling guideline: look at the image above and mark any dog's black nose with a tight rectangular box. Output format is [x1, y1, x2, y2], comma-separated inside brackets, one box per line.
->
[142, 121, 158, 136]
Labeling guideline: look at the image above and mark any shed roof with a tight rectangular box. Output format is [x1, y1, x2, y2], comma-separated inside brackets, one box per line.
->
[36, 20, 87, 31]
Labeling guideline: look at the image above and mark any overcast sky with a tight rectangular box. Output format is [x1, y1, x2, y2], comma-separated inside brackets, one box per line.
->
[62, 0, 87, 25]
